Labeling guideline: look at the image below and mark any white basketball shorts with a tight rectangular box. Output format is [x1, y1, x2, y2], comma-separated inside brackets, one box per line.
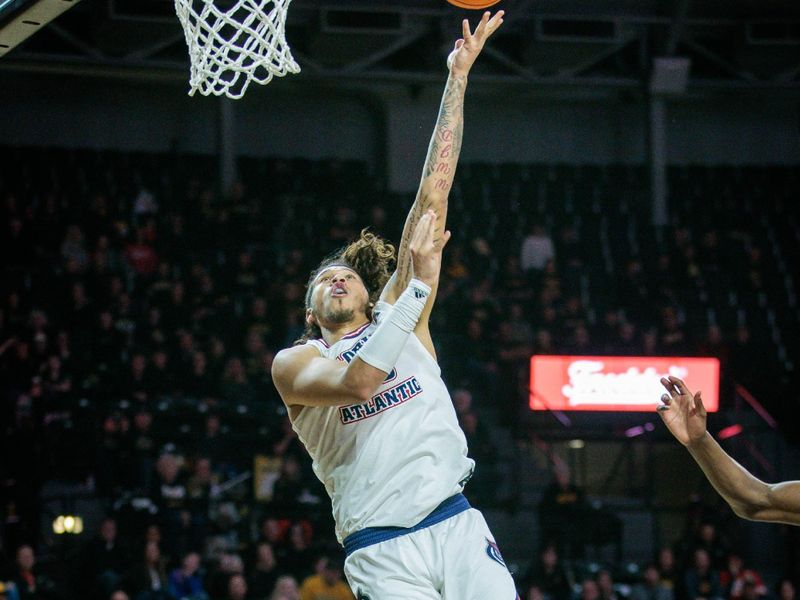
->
[343, 497, 518, 600]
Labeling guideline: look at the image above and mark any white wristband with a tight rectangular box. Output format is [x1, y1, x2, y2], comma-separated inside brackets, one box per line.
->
[357, 278, 431, 373]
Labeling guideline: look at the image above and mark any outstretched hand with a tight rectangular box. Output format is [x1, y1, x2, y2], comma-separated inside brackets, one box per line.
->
[447, 10, 505, 77]
[657, 375, 708, 447]
[409, 210, 451, 287]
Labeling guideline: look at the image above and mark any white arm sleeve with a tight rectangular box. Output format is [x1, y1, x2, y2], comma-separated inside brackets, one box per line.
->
[357, 278, 431, 373]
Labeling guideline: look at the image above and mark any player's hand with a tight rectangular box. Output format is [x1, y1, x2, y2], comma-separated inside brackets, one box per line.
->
[657, 375, 708, 447]
[409, 210, 451, 287]
[447, 10, 505, 77]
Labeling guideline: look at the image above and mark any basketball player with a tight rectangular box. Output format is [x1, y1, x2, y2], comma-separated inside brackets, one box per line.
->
[271, 10, 518, 600]
[658, 375, 800, 525]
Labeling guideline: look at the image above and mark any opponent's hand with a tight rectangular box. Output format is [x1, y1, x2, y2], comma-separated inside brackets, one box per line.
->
[657, 375, 708, 447]
[409, 210, 451, 287]
[447, 10, 505, 77]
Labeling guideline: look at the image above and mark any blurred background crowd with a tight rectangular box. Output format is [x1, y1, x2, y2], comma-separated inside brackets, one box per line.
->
[1, 147, 798, 599]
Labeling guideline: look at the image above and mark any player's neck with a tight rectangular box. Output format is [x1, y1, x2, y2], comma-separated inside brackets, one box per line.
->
[320, 318, 370, 346]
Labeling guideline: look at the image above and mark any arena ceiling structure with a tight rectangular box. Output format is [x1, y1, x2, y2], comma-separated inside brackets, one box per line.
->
[0, 0, 799, 95]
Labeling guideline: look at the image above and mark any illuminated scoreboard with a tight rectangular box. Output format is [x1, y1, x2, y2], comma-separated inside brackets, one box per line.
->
[529, 355, 720, 412]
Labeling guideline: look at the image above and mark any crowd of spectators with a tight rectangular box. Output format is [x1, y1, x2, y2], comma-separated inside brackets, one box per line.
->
[521, 523, 798, 600]
[1, 148, 798, 597]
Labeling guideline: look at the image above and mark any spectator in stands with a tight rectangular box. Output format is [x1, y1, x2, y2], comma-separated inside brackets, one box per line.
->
[61, 225, 89, 272]
[206, 336, 228, 382]
[146, 350, 173, 397]
[581, 579, 601, 600]
[243, 297, 275, 352]
[270, 417, 304, 460]
[458, 410, 497, 505]
[124, 229, 159, 278]
[131, 411, 157, 494]
[497, 257, 533, 304]
[720, 554, 766, 600]
[684, 549, 722, 600]
[641, 327, 660, 357]
[185, 352, 216, 399]
[520, 224, 555, 274]
[247, 543, 278, 600]
[152, 454, 190, 560]
[538, 461, 587, 558]
[187, 458, 215, 548]
[40, 355, 71, 401]
[298, 556, 353, 600]
[92, 310, 125, 381]
[122, 541, 168, 600]
[656, 547, 678, 593]
[270, 455, 311, 516]
[630, 564, 673, 600]
[526, 586, 546, 600]
[691, 522, 728, 570]
[776, 579, 795, 600]
[121, 353, 149, 399]
[225, 574, 248, 600]
[525, 544, 571, 600]
[613, 321, 640, 355]
[219, 358, 256, 405]
[269, 576, 299, 600]
[110, 591, 130, 600]
[79, 517, 128, 599]
[597, 570, 618, 600]
[167, 551, 207, 600]
[281, 523, 314, 581]
[258, 519, 290, 561]
[207, 554, 245, 600]
[95, 414, 131, 496]
[194, 413, 231, 469]
[534, 328, 556, 355]
[659, 307, 690, 355]
[11, 545, 58, 600]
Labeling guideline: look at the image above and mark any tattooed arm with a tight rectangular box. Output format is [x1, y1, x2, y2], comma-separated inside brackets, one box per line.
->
[380, 11, 504, 356]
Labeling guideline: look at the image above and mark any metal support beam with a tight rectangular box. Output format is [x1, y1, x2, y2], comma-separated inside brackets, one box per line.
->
[683, 37, 758, 82]
[125, 32, 184, 61]
[218, 98, 237, 197]
[774, 61, 800, 83]
[340, 29, 426, 73]
[0, 0, 83, 58]
[649, 96, 668, 227]
[665, 0, 691, 56]
[48, 22, 104, 59]
[558, 35, 637, 78]
[481, 45, 538, 83]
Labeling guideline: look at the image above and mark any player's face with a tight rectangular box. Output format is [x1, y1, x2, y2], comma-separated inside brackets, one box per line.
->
[308, 266, 369, 327]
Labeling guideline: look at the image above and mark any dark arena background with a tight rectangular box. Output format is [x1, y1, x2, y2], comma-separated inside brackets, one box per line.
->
[1, 0, 800, 599]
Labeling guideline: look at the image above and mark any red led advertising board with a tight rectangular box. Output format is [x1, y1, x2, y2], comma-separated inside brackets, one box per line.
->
[529, 355, 720, 412]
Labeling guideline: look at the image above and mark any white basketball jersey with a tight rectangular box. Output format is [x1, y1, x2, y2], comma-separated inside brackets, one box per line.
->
[291, 301, 474, 543]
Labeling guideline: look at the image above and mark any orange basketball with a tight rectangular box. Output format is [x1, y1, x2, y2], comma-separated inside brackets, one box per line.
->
[446, 0, 503, 9]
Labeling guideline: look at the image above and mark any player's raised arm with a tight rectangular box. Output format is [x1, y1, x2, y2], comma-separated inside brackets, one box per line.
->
[658, 376, 800, 525]
[381, 10, 504, 313]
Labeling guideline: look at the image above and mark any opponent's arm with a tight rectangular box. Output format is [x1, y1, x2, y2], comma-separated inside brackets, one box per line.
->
[274, 212, 442, 408]
[382, 11, 505, 314]
[658, 376, 800, 525]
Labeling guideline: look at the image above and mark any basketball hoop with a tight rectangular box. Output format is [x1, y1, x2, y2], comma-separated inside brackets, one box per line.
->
[174, 0, 300, 99]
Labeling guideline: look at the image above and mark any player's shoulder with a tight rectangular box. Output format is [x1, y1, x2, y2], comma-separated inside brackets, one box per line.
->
[272, 343, 323, 376]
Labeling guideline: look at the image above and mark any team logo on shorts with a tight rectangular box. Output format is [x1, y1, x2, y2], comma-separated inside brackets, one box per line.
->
[485, 538, 507, 568]
[356, 589, 371, 600]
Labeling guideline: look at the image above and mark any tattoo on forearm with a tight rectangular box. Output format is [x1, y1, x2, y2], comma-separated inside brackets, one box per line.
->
[423, 75, 466, 179]
[396, 74, 466, 287]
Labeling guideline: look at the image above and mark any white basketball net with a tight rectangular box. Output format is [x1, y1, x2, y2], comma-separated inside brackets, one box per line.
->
[174, 0, 301, 99]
